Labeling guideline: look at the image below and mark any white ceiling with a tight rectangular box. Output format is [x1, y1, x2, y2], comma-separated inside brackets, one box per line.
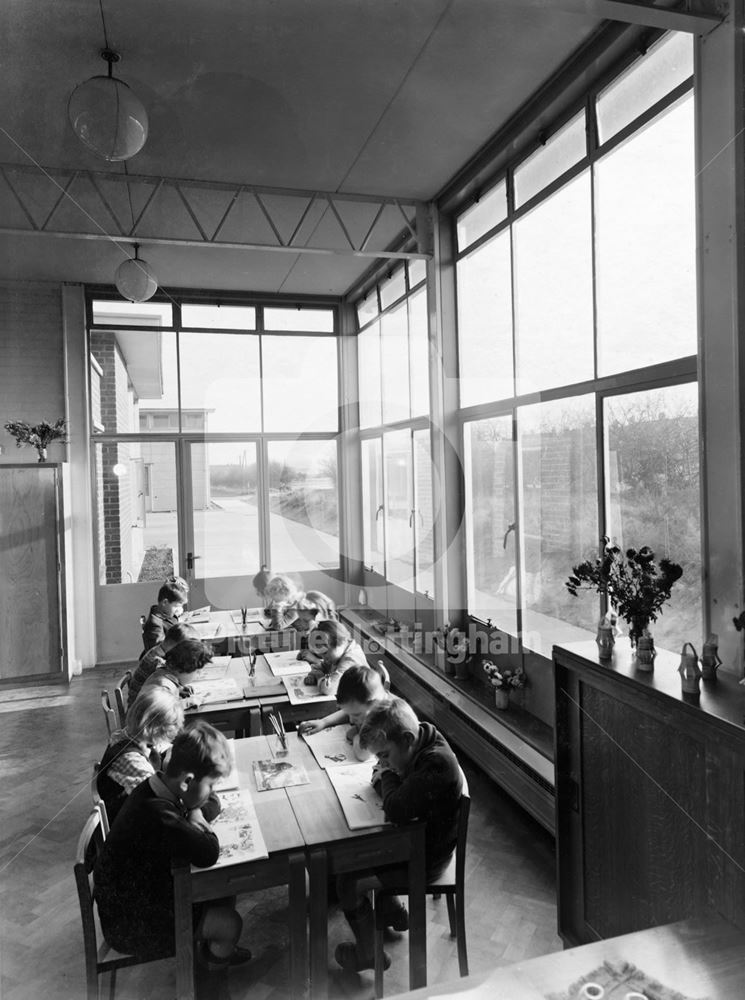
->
[0, 0, 606, 296]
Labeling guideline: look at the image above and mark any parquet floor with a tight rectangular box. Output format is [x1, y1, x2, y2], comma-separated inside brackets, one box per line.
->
[0, 668, 562, 999]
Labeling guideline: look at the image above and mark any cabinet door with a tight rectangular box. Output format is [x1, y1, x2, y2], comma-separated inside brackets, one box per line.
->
[0, 466, 62, 680]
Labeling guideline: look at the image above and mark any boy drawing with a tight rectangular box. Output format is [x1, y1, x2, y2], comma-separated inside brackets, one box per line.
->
[94, 720, 251, 970]
[142, 582, 188, 651]
[334, 697, 463, 972]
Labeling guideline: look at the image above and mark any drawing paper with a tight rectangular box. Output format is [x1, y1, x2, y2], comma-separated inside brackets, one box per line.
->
[326, 762, 390, 830]
[191, 655, 231, 681]
[282, 674, 336, 705]
[302, 726, 369, 769]
[264, 650, 311, 677]
[190, 677, 243, 704]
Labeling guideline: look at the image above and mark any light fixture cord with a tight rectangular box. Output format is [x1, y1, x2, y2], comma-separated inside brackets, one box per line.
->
[98, 0, 110, 50]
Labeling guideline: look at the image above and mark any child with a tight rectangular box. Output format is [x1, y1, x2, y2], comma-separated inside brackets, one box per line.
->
[140, 638, 212, 708]
[97, 686, 185, 826]
[251, 564, 271, 600]
[128, 622, 199, 707]
[94, 720, 250, 968]
[298, 620, 367, 696]
[142, 582, 188, 652]
[334, 697, 463, 972]
[292, 590, 337, 648]
[263, 574, 303, 630]
[298, 663, 389, 761]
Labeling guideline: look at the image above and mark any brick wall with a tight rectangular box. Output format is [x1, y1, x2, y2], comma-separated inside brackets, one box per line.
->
[0, 281, 65, 462]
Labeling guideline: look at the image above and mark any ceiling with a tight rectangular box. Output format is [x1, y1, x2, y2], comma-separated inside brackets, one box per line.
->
[0, 0, 611, 297]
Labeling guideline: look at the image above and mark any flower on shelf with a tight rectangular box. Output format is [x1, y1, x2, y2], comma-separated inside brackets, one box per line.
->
[434, 623, 469, 660]
[565, 536, 682, 643]
[4, 418, 66, 462]
[483, 661, 526, 690]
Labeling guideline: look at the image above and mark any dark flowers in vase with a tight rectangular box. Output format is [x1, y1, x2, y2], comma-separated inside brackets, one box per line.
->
[4, 418, 66, 462]
[565, 537, 683, 645]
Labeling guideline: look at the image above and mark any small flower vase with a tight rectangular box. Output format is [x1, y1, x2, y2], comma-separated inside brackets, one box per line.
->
[596, 623, 615, 660]
[36, 446, 47, 463]
[700, 633, 722, 681]
[494, 688, 510, 710]
[629, 616, 650, 649]
[635, 630, 656, 672]
[678, 642, 701, 695]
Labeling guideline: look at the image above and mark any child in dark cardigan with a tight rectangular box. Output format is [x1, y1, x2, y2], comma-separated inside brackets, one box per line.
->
[142, 582, 188, 651]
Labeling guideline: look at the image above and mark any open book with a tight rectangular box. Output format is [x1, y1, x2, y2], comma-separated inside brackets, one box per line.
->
[326, 762, 389, 830]
[190, 677, 243, 704]
[206, 789, 268, 868]
[264, 650, 310, 677]
[191, 655, 231, 682]
[282, 674, 336, 705]
[302, 726, 369, 769]
[183, 605, 211, 623]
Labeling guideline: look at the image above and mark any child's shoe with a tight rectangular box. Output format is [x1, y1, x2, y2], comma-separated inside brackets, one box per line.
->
[378, 895, 409, 932]
[334, 942, 390, 973]
[198, 942, 252, 970]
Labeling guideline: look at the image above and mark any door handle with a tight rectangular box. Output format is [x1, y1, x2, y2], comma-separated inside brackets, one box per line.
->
[375, 504, 385, 521]
[186, 552, 201, 570]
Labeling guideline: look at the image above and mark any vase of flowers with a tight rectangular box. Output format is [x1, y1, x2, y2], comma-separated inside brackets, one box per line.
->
[565, 538, 682, 655]
[435, 623, 470, 677]
[4, 418, 66, 462]
[483, 661, 526, 709]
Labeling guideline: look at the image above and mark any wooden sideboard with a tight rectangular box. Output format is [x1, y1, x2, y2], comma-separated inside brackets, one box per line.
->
[553, 640, 745, 947]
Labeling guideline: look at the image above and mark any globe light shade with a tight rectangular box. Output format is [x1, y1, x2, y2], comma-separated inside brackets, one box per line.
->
[68, 74, 148, 162]
[115, 254, 158, 302]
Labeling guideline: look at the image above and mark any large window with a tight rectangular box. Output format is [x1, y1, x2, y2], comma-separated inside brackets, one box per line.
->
[89, 298, 339, 584]
[456, 34, 699, 653]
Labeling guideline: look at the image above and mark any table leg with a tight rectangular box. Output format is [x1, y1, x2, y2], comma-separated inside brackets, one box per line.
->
[173, 865, 195, 1000]
[407, 827, 427, 990]
[249, 706, 261, 737]
[308, 847, 328, 1000]
[288, 850, 308, 1000]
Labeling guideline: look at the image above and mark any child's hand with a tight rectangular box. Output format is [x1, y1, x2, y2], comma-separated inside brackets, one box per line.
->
[303, 673, 318, 686]
[299, 718, 324, 735]
[344, 724, 359, 745]
[297, 649, 320, 664]
[187, 807, 212, 832]
[371, 762, 385, 786]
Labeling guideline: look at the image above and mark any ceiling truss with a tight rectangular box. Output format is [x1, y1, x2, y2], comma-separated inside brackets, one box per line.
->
[0, 163, 431, 261]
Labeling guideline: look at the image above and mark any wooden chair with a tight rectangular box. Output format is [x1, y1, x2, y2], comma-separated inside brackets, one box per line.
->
[101, 690, 117, 737]
[113, 670, 132, 729]
[74, 807, 166, 1000]
[372, 771, 471, 996]
[90, 762, 110, 838]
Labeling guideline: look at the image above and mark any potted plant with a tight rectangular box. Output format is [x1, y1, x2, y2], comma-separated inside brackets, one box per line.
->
[565, 537, 683, 653]
[4, 418, 66, 462]
[483, 661, 526, 709]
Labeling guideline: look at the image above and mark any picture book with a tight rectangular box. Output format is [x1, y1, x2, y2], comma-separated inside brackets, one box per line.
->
[326, 762, 389, 830]
[264, 650, 311, 677]
[191, 655, 231, 681]
[184, 605, 211, 623]
[302, 726, 369, 769]
[213, 738, 240, 792]
[192, 622, 221, 640]
[189, 677, 243, 704]
[205, 789, 268, 868]
[282, 674, 336, 705]
[252, 758, 310, 792]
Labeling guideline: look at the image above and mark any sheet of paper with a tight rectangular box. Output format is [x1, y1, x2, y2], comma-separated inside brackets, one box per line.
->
[190, 677, 242, 704]
[302, 726, 368, 768]
[326, 762, 389, 830]
[191, 655, 231, 681]
[205, 789, 268, 868]
[264, 650, 311, 676]
[213, 738, 239, 792]
[252, 758, 310, 791]
[282, 674, 336, 705]
[192, 622, 221, 639]
[184, 605, 211, 623]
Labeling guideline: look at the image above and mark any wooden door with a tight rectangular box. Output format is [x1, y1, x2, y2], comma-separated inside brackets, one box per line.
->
[0, 465, 63, 680]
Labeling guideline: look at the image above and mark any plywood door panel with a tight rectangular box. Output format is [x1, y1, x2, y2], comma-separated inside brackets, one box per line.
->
[0, 466, 61, 679]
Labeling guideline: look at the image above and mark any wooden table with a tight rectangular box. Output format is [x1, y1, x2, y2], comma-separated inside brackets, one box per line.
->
[188, 609, 270, 655]
[383, 916, 745, 1000]
[172, 734, 307, 1000]
[186, 654, 289, 736]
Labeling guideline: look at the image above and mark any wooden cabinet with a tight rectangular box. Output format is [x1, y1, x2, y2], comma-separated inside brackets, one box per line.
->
[554, 641, 745, 947]
[0, 463, 68, 682]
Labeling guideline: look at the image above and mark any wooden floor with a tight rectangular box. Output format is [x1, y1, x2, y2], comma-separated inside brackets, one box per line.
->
[0, 668, 562, 999]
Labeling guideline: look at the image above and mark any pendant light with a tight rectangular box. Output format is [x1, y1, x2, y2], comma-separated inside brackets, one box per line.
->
[115, 244, 158, 302]
[68, 49, 148, 162]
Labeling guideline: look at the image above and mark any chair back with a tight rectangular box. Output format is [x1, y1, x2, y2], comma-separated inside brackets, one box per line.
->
[101, 690, 117, 738]
[74, 806, 108, 997]
[90, 762, 110, 837]
[453, 767, 471, 889]
[113, 670, 132, 729]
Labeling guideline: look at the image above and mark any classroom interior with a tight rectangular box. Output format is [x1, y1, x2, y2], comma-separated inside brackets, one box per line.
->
[2, 2, 745, 999]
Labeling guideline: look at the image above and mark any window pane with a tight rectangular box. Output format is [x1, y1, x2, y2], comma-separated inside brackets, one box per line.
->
[596, 95, 696, 375]
[413, 429, 435, 598]
[356, 292, 379, 329]
[380, 303, 410, 423]
[408, 258, 427, 288]
[361, 437, 385, 573]
[379, 268, 407, 310]
[597, 33, 693, 144]
[90, 330, 178, 434]
[189, 442, 260, 582]
[514, 171, 593, 394]
[264, 307, 334, 332]
[456, 180, 507, 252]
[179, 332, 261, 433]
[604, 383, 701, 650]
[180, 304, 256, 330]
[91, 300, 172, 327]
[457, 230, 513, 407]
[267, 440, 339, 571]
[384, 430, 414, 591]
[518, 396, 598, 655]
[95, 440, 179, 585]
[358, 322, 382, 429]
[262, 335, 338, 432]
[464, 417, 517, 635]
[408, 288, 430, 418]
[514, 111, 586, 208]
